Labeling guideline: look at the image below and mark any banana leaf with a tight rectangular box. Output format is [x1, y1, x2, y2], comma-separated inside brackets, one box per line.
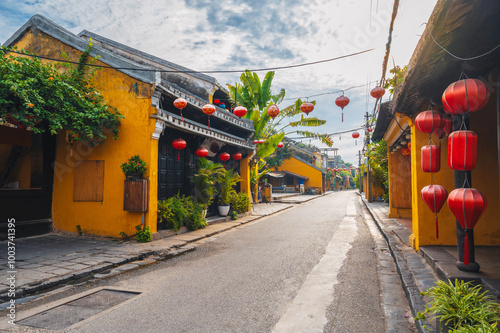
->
[256, 132, 285, 158]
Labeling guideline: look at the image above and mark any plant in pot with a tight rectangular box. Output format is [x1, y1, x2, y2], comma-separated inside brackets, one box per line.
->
[120, 155, 147, 180]
[216, 169, 241, 216]
[192, 158, 223, 216]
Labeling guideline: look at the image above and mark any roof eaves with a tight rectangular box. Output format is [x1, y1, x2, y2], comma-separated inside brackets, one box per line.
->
[78, 30, 218, 85]
[3, 15, 156, 84]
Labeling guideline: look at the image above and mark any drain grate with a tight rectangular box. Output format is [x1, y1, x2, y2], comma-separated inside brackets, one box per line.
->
[18, 289, 139, 331]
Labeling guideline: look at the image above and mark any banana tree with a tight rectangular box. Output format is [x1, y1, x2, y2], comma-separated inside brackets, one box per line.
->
[228, 70, 333, 201]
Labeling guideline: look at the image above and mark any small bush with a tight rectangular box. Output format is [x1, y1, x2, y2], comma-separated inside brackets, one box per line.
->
[230, 191, 251, 214]
[186, 203, 207, 231]
[135, 225, 151, 243]
[231, 211, 238, 220]
[417, 279, 500, 331]
[158, 194, 207, 232]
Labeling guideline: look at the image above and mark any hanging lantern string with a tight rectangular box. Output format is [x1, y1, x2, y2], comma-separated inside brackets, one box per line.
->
[427, 25, 500, 61]
[1, 47, 375, 74]
[462, 174, 471, 189]
[430, 172, 435, 185]
[284, 81, 378, 101]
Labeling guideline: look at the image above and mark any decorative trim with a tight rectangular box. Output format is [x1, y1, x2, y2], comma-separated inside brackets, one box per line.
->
[151, 110, 254, 149]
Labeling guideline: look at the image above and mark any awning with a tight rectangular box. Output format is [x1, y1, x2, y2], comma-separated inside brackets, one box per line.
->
[282, 170, 309, 181]
[267, 171, 285, 178]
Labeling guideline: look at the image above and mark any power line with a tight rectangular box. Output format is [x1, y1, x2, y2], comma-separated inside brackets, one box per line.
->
[1, 47, 374, 74]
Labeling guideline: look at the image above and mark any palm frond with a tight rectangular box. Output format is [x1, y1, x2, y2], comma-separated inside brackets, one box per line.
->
[295, 130, 334, 147]
[289, 116, 326, 127]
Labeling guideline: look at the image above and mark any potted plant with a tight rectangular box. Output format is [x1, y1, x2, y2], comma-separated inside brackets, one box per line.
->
[120, 155, 147, 180]
[216, 169, 241, 216]
[192, 158, 223, 216]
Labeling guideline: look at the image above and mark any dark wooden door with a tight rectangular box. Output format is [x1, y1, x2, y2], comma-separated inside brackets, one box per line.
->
[158, 139, 186, 200]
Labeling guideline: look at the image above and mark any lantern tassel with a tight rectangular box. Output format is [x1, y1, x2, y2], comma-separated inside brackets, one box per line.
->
[178, 152, 180, 161]
[208, 116, 211, 129]
[180, 110, 184, 122]
[435, 216, 439, 239]
[464, 234, 470, 266]
[342, 112, 344, 122]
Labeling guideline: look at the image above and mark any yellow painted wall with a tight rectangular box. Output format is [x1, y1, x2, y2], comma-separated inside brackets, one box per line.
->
[13, 30, 158, 237]
[410, 121, 456, 249]
[239, 156, 252, 209]
[277, 157, 324, 193]
[470, 95, 500, 245]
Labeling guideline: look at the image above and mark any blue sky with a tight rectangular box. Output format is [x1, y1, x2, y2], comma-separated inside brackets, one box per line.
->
[0, 0, 437, 165]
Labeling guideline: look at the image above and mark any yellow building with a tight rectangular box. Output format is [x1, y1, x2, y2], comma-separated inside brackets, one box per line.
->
[0, 15, 254, 238]
[373, 0, 500, 270]
[276, 156, 326, 194]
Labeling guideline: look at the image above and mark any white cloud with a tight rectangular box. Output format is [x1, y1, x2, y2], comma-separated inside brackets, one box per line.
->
[0, 0, 437, 165]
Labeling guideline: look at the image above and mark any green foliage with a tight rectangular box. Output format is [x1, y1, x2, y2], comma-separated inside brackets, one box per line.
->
[250, 158, 269, 188]
[383, 65, 408, 95]
[120, 155, 147, 176]
[192, 158, 223, 208]
[265, 141, 291, 167]
[185, 203, 208, 231]
[135, 224, 151, 242]
[217, 169, 241, 205]
[157, 193, 190, 231]
[230, 191, 251, 213]
[365, 141, 388, 194]
[417, 279, 500, 331]
[76, 225, 82, 236]
[0, 43, 123, 146]
[157, 194, 207, 231]
[119, 231, 129, 240]
[230, 211, 238, 220]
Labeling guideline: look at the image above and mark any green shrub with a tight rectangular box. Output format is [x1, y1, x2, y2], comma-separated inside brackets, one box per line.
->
[230, 191, 251, 214]
[158, 194, 207, 232]
[135, 225, 151, 243]
[417, 279, 500, 331]
[230, 211, 238, 220]
[186, 203, 207, 231]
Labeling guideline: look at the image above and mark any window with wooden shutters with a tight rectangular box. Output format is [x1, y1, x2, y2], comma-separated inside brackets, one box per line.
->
[73, 160, 104, 202]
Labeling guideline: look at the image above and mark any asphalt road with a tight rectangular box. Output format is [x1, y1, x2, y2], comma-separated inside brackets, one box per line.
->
[9, 191, 415, 332]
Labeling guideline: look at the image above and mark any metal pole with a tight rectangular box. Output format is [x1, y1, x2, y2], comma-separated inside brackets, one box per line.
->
[453, 113, 479, 272]
[366, 111, 372, 202]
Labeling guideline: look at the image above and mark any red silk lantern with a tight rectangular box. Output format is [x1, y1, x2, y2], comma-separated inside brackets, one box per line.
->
[277, 141, 284, 154]
[442, 113, 453, 135]
[172, 138, 186, 161]
[300, 102, 314, 115]
[219, 152, 230, 166]
[234, 106, 247, 118]
[352, 131, 360, 145]
[258, 139, 265, 144]
[421, 145, 440, 173]
[173, 98, 187, 122]
[195, 147, 209, 158]
[401, 147, 410, 157]
[267, 104, 280, 118]
[214, 99, 220, 105]
[442, 79, 490, 114]
[415, 110, 444, 134]
[370, 86, 385, 99]
[232, 152, 242, 160]
[434, 128, 446, 140]
[367, 127, 373, 133]
[448, 130, 477, 171]
[335, 95, 350, 122]
[202, 104, 216, 129]
[407, 142, 411, 149]
[447, 188, 487, 265]
[253, 140, 258, 144]
[421, 185, 448, 239]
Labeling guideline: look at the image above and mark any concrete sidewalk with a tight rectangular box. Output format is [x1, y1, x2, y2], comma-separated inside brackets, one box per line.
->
[360, 194, 500, 333]
[0, 202, 294, 304]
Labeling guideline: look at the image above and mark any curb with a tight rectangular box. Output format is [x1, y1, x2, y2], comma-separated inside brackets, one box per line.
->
[358, 194, 432, 333]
